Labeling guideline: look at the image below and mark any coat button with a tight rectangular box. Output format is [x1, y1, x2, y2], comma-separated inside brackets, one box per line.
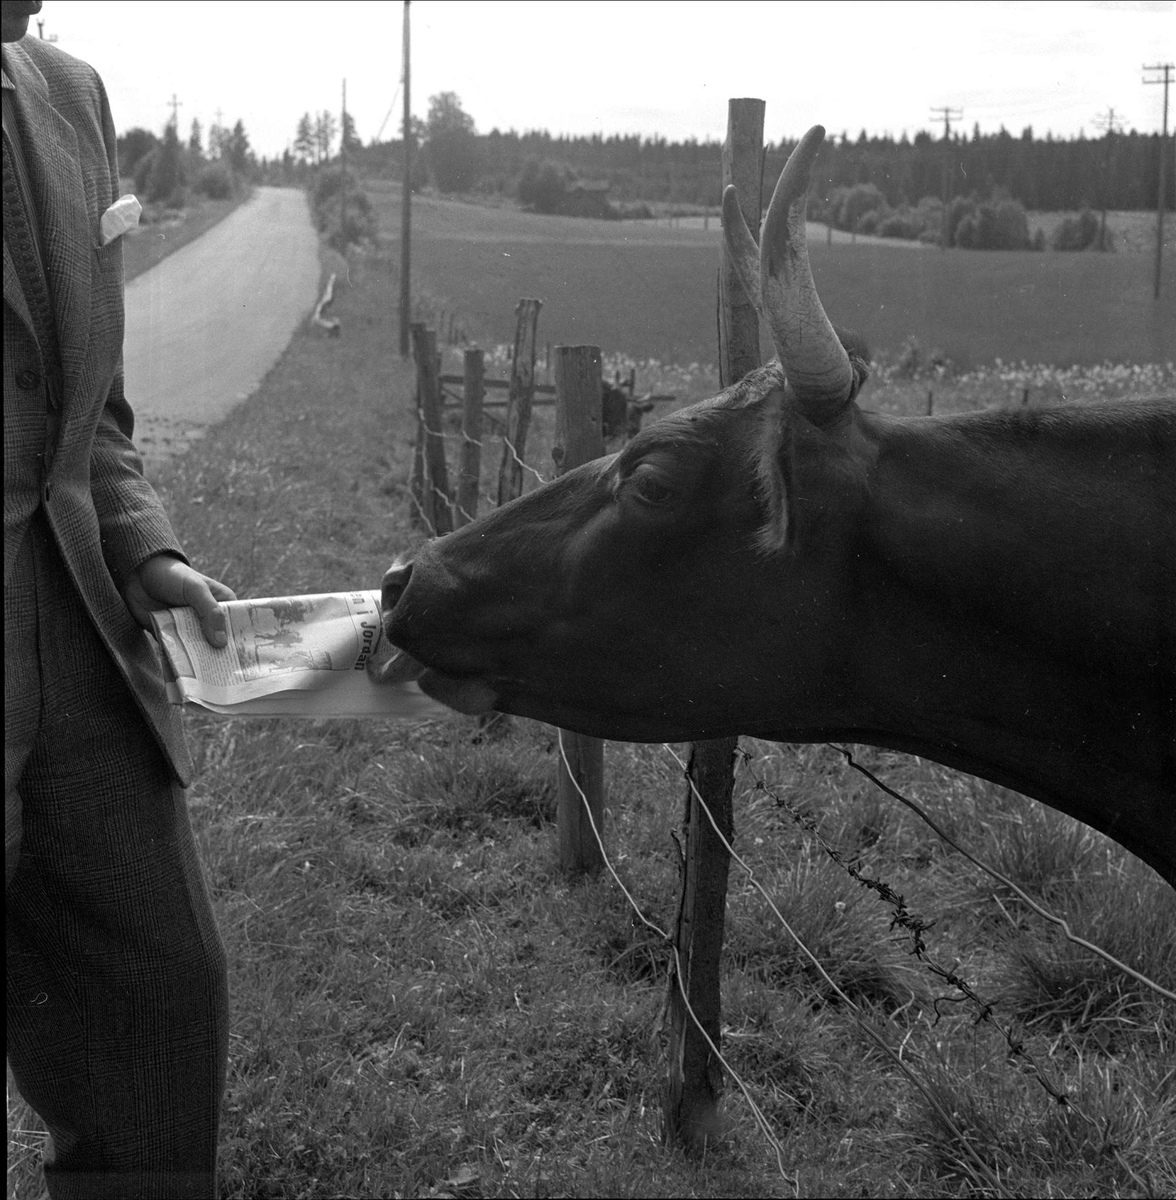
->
[16, 369, 41, 390]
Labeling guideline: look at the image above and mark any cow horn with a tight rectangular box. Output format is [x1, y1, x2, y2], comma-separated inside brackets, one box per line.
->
[721, 184, 762, 314]
[761, 125, 854, 426]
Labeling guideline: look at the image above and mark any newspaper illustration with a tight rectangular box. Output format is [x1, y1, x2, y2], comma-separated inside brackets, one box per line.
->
[150, 589, 450, 719]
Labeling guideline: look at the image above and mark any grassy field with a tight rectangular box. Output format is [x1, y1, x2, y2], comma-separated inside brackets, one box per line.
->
[370, 184, 1175, 373]
[9, 227, 1174, 1199]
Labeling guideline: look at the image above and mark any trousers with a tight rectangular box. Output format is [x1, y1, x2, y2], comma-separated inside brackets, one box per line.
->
[5, 514, 229, 1200]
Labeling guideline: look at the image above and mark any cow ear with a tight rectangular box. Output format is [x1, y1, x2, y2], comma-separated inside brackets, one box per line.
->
[749, 391, 791, 555]
[721, 185, 763, 315]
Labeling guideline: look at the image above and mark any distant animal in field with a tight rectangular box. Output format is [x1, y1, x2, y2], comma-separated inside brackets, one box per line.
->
[601, 381, 630, 441]
[601, 381, 656, 442]
[374, 125, 1176, 886]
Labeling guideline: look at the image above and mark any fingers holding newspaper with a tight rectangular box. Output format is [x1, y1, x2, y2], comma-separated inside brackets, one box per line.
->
[124, 553, 237, 647]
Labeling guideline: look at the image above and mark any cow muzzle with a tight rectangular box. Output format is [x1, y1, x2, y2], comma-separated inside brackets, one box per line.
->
[368, 555, 500, 715]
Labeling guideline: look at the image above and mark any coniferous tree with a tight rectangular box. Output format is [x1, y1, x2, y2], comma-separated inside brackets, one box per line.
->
[294, 113, 315, 165]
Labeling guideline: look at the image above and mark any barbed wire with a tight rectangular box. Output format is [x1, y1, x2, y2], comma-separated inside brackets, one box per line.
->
[726, 742, 1160, 1194]
[412, 402, 552, 538]
[659, 742, 1012, 1198]
[555, 730, 796, 1191]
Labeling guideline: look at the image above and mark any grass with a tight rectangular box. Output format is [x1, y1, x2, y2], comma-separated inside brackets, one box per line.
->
[8, 220, 1175, 1198]
[370, 184, 1176, 372]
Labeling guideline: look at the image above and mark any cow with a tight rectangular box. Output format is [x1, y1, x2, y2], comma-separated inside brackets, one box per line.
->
[601, 381, 630, 441]
[373, 126, 1176, 886]
[601, 381, 657, 443]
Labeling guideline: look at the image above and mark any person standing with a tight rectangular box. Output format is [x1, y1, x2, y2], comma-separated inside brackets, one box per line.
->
[4, 3, 234, 1195]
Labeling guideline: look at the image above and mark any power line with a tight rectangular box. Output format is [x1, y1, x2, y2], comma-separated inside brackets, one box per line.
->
[930, 106, 963, 249]
[1092, 106, 1126, 136]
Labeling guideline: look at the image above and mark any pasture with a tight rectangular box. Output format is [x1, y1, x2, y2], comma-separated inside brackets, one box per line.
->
[8, 226, 1175, 1199]
[368, 184, 1175, 372]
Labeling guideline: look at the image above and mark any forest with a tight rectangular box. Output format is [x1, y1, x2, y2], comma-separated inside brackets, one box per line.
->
[357, 121, 1174, 216]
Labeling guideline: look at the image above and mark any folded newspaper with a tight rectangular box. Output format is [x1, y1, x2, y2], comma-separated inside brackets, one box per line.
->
[150, 589, 450, 719]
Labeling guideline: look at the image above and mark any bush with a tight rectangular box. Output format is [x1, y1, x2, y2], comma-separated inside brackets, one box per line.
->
[837, 182, 887, 232]
[949, 195, 1031, 249]
[1050, 209, 1102, 251]
[856, 207, 884, 235]
[877, 210, 924, 240]
[518, 159, 568, 214]
[311, 169, 377, 252]
[195, 162, 235, 200]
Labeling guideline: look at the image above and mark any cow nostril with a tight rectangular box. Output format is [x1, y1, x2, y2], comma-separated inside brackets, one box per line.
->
[381, 557, 413, 612]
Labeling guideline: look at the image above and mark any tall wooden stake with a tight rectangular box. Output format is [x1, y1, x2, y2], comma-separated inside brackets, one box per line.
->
[552, 345, 606, 876]
[411, 323, 452, 535]
[497, 299, 542, 508]
[399, 1, 412, 356]
[456, 348, 484, 527]
[664, 97, 764, 1153]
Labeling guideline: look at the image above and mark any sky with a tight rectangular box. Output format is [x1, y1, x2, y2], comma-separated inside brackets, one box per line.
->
[26, 1, 1176, 159]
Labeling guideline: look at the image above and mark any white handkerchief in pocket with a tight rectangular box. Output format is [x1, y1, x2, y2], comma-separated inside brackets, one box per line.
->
[100, 194, 142, 246]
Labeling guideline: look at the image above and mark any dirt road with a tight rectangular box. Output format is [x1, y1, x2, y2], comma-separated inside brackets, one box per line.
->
[123, 186, 320, 470]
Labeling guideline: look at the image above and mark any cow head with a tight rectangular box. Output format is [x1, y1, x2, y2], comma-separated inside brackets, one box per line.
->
[378, 126, 878, 742]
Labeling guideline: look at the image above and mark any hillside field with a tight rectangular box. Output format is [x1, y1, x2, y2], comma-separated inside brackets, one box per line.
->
[369, 184, 1174, 371]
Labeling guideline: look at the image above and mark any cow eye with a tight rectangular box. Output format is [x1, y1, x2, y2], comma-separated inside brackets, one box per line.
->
[631, 466, 674, 505]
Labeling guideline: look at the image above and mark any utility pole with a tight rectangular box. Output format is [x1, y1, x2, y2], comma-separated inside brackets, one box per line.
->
[399, 0, 413, 357]
[930, 105, 962, 249]
[1092, 107, 1126, 251]
[35, 18, 57, 42]
[1143, 62, 1173, 299]
[168, 93, 183, 131]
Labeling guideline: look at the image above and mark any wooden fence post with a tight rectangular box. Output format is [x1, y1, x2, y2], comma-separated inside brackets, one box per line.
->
[457, 348, 484, 527]
[497, 298, 542, 507]
[664, 96, 765, 1153]
[552, 344, 606, 876]
[411, 323, 453, 536]
[409, 322, 431, 533]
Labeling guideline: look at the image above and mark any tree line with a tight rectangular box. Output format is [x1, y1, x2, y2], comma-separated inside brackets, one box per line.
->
[351, 100, 1173, 217]
[117, 116, 255, 209]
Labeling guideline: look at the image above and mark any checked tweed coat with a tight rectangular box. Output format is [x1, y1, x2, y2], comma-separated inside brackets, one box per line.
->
[3, 36, 192, 785]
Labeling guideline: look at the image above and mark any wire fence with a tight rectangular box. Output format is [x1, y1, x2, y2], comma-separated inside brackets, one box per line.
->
[406, 305, 672, 541]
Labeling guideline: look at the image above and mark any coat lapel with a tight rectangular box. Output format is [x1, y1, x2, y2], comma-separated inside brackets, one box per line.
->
[4, 43, 93, 415]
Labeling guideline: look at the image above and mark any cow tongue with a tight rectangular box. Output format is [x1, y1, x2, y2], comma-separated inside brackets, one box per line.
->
[366, 635, 498, 714]
[366, 637, 428, 685]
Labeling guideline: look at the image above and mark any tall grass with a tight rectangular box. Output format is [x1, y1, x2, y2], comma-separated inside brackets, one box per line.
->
[8, 240, 1172, 1199]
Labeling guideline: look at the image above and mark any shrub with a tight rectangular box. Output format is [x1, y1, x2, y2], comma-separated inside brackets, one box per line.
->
[1050, 209, 1101, 251]
[311, 169, 377, 252]
[949, 195, 1031, 249]
[195, 162, 235, 200]
[517, 159, 568, 214]
[877, 210, 924, 240]
[837, 182, 887, 232]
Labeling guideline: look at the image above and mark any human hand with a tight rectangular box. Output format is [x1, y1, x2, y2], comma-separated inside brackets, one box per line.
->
[123, 553, 237, 647]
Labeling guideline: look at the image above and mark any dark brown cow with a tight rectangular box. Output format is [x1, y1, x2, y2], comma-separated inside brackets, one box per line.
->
[375, 126, 1176, 885]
